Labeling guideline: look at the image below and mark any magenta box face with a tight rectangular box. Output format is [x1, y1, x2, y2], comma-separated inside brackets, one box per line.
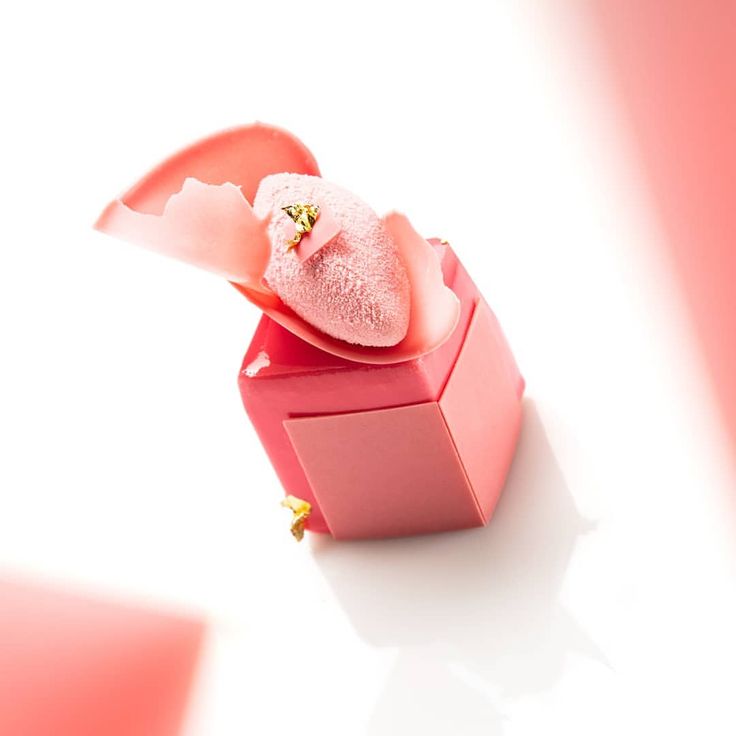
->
[239, 244, 524, 539]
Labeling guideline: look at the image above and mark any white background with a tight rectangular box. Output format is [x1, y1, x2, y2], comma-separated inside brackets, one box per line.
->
[2, 2, 736, 734]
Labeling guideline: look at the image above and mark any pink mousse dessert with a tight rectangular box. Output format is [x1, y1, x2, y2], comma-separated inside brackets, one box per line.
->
[96, 124, 524, 541]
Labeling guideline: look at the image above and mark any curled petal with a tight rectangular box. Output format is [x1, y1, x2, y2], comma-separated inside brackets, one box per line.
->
[382, 212, 461, 357]
[96, 178, 272, 289]
[114, 123, 320, 214]
[232, 213, 460, 364]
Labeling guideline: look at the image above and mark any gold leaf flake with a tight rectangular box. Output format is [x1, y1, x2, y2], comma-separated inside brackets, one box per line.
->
[280, 495, 312, 541]
[282, 203, 320, 251]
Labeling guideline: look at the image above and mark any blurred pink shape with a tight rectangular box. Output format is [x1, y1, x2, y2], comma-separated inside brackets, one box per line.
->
[0, 579, 203, 736]
[585, 0, 736, 460]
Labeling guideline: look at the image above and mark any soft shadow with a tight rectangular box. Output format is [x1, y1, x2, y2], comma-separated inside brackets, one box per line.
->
[311, 400, 603, 732]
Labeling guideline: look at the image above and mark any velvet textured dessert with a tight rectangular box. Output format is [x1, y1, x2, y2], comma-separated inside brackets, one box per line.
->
[95, 123, 524, 540]
[254, 173, 411, 347]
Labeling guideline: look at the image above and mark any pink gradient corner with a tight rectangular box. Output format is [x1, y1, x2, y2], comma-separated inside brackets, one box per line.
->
[0, 579, 203, 736]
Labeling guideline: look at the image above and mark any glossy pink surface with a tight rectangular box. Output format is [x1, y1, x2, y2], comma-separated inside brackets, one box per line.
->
[239, 243, 524, 537]
[283, 299, 524, 539]
[439, 296, 525, 521]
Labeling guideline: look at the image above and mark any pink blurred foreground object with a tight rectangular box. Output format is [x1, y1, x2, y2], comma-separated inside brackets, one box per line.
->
[0, 579, 203, 736]
[584, 0, 736, 466]
[240, 242, 524, 539]
[95, 123, 524, 540]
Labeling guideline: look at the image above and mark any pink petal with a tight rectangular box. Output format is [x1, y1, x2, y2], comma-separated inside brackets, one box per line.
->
[233, 213, 460, 364]
[113, 123, 320, 214]
[383, 212, 461, 356]
[96, 178, 272, 289]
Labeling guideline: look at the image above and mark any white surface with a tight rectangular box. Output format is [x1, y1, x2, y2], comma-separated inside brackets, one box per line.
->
[2, 2, 736, 734]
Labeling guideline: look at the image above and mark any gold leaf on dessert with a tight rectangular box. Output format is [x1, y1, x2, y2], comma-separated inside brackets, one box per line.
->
[280, 495, 312, 541]
[282, 202, 320, 251]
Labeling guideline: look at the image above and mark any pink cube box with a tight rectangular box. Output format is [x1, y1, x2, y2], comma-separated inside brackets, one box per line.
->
[239, 242, 524, 540]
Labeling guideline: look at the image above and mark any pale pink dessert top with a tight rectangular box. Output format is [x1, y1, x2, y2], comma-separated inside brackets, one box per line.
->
[95, 123, 460, 364]
[254, 173, 410, 347]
